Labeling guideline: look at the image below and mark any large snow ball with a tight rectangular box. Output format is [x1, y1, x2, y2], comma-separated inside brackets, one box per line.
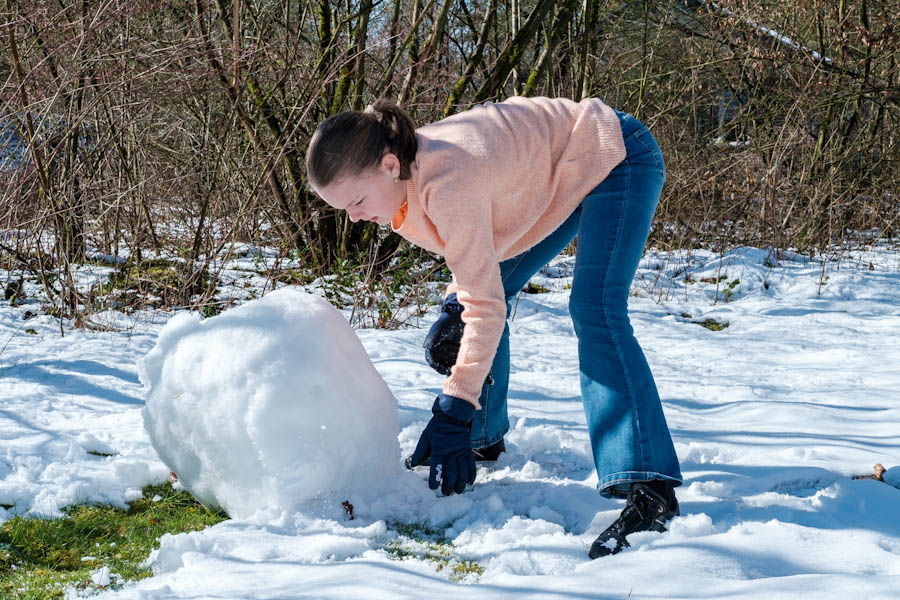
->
[139, 287, 401, 519]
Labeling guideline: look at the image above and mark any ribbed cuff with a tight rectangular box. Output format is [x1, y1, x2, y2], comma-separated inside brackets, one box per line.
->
[442, 379, 482, 410]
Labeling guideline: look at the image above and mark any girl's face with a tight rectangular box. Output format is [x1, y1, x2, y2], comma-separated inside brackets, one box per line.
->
[316, 153, 407, 226]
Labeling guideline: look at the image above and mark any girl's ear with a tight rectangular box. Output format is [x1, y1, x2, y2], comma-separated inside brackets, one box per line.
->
[381, 152, 400, 177]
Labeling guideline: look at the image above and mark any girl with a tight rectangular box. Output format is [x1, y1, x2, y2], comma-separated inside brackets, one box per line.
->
[306, 96, 682, 558]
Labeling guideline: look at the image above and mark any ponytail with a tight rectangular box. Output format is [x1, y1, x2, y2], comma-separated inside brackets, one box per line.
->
[306, 99, 418, 189]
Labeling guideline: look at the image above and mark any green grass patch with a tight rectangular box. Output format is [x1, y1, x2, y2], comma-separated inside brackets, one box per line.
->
[0, 482, 226, 599]
[385, 522, 484, 583]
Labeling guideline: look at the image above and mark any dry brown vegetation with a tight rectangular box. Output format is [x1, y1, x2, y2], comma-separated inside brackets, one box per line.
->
[1, 0, 897, 317]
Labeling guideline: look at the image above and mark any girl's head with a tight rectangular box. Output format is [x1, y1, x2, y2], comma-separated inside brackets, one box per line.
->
[306, 99, 417, 224]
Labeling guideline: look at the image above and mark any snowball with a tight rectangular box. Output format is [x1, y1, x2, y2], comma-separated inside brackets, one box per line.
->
[139, 288, 400, 519]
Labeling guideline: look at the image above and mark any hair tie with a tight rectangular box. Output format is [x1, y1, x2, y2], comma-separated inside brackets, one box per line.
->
[364, 104, 382, 123]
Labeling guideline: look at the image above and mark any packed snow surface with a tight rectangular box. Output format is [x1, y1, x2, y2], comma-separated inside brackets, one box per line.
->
[1, 244, 899, 599]
[139, 288, 401, 519]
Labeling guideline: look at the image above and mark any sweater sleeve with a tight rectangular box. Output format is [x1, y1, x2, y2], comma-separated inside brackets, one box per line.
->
[406, 96, 626, 406]
[429, 198, 506, 407]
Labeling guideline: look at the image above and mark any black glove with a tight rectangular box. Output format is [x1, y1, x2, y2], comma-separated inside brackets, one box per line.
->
[423, 293, 465, 376]
[406, 394, 477, 496]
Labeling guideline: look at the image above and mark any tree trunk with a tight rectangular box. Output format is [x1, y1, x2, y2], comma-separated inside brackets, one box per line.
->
[522, 0, 578, 97]
[473, 0, 556, 102]
[398, 0, 424, 104]
[576, 0, 600, 101]
[443, 0, 498, 116]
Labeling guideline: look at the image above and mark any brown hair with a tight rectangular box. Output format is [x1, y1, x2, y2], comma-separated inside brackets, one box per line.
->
[306, 98, 418, 190]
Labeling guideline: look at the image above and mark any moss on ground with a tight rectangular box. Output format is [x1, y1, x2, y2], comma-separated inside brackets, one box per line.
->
[524, 282, 551, 294]
[696, 317, 729, 331]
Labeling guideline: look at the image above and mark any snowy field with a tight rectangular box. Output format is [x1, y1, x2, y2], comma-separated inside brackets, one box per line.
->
[1, 244, 899, 599]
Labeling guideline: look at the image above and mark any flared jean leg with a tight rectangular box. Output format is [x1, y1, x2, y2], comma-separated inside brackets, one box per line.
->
[570, 113, 682, 498]
[469, 205, 583, 449]
[469, 111, 683, 497]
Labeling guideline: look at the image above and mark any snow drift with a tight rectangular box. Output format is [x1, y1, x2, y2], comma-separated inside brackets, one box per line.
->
[138, 287, 401, 519]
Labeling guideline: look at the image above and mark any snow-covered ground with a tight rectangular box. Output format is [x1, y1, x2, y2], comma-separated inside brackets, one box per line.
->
[1, 244, 899, 599]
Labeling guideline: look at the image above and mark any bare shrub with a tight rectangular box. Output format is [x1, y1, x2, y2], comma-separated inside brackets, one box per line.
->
[1, 1, 895, 324]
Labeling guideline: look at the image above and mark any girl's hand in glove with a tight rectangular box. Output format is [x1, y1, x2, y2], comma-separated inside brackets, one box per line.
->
[407, 394, 476, 495]
[423, 294, 465, 375]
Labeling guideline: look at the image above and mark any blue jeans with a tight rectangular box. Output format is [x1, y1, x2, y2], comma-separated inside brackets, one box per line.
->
[469, 111, 683, 498]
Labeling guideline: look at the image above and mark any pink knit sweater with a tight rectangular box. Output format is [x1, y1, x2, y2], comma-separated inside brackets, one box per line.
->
[391, 96, 626, 406]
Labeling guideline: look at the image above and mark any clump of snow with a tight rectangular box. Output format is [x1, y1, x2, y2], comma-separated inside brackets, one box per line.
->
[667, 512, 715, 539]
[139, 287, 401, 519]
[90, 566, 111, 586]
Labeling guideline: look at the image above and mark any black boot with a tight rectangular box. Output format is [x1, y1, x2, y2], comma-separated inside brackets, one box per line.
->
[473, 438, 505, 461]
[588, 480, 679, 559]
[405, 438, 505, 469]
